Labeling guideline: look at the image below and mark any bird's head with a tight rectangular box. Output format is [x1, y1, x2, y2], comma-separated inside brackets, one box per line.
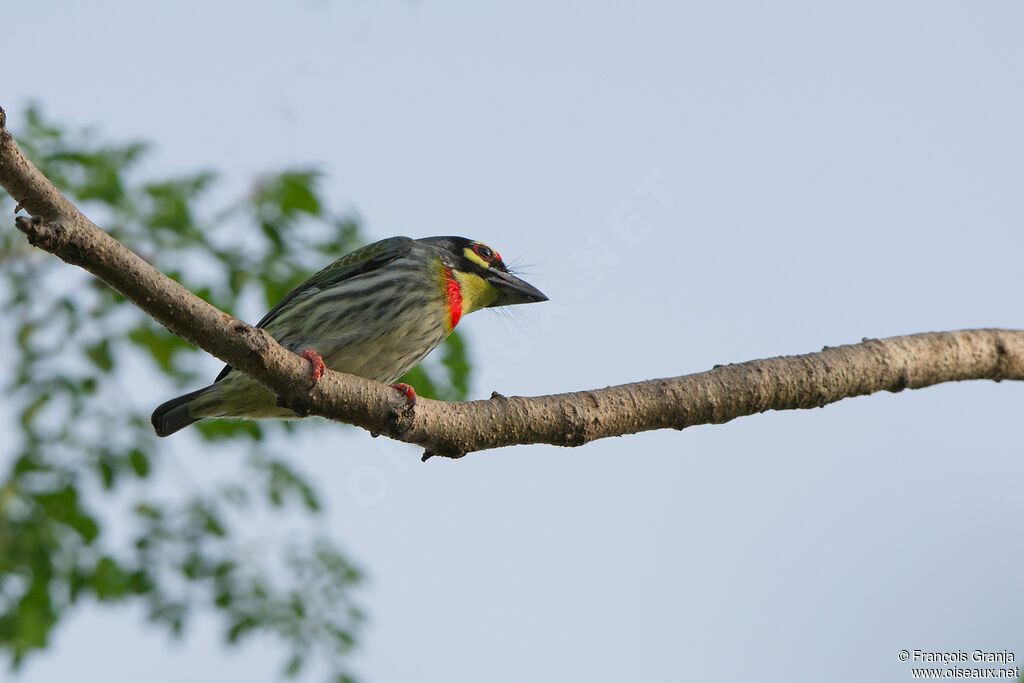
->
[420, 236, 548, 314]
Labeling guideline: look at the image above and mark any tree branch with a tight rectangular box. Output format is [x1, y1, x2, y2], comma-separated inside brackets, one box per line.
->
[3, 106, 1023, 460]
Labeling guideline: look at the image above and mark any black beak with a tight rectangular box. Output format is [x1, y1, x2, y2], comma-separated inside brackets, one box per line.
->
[485, 269, 549, 307]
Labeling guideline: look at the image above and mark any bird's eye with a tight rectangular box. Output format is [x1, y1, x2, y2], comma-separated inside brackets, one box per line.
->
[473, 244, 496, 262]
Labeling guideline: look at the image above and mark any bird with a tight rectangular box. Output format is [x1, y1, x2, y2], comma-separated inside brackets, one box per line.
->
[151, 236, 548, 437]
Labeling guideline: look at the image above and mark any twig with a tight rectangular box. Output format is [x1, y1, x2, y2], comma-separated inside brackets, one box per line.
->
[3, 106, 1023, 459]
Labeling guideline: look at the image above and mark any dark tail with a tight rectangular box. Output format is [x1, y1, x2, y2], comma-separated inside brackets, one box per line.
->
[151, 386, 211, 437]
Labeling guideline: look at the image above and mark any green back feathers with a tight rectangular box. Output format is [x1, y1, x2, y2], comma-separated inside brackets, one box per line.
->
[214, 237, 416, 383]
[255, 236, 415, 330]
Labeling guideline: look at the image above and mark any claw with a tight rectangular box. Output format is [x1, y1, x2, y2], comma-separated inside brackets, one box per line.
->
[389, 382, 417, 406]
[300, 350, 326, 388]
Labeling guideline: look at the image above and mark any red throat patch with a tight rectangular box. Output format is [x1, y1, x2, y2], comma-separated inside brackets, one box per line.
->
[444, 266, 463, 331]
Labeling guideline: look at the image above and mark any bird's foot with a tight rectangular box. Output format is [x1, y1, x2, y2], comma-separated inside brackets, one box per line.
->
[389, 382, 417, 406]
[300, 349, 326, 388]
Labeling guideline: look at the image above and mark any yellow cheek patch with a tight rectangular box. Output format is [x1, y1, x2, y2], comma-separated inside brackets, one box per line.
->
[452, 270, 497, 314]
[463, 246, 491, 269]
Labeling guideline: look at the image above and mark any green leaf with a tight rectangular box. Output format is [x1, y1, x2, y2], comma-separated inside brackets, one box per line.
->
[278, 173, 322, 216]
[253, 169, 323, 218]
[284, 653, 304, 677]
[143, 172, 216, 235]
[227, 616, 256, 644]
[96, 457, 115, 489]
[195, 419, 262, 441]
[85, 339, 114, 371]
[12, 580, 56, 656]
[262, 459, 321, 512]
[440, 332, 471, 399]
[91, 557, 128, 600]
[13, 454, 51, 476]
[19, 394, 50, 430]
[32, 485, 76, 518]
[127, 323, 197, 373]
[134, 503, 162, 520]
[128, 448, 150, 478]
[67, 512, 100, 543]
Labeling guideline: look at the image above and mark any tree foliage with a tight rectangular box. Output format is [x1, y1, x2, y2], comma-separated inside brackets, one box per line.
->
[0, 107, 472, 680]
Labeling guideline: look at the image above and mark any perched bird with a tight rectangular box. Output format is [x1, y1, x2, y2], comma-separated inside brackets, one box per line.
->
[151, 236, 547, 437]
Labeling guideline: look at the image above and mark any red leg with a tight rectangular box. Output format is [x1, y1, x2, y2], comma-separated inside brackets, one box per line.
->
[300, 350, 326, 387]
[389, 382, 417, 406]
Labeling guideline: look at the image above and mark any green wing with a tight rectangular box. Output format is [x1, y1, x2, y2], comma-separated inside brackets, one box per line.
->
[214, 236, 415, 382]
[254, 236, 414, 330]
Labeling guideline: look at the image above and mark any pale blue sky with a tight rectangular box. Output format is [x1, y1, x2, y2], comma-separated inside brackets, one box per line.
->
[5, 2, 1024, 681]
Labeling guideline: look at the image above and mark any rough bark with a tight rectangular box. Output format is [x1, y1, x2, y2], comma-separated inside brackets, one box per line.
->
[3, 106, 1022, 459]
